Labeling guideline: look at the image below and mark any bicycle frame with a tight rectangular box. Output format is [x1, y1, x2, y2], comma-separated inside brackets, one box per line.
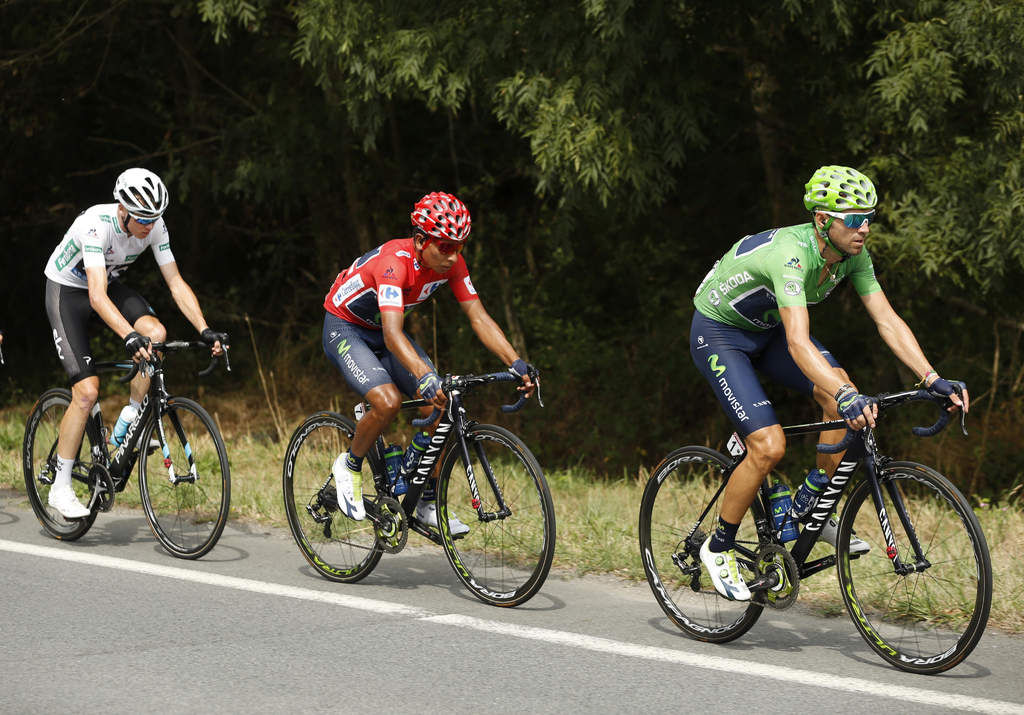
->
[361, 372, 524, 544]
[727, 388, 954, 584]
[81, 341, 225, 500]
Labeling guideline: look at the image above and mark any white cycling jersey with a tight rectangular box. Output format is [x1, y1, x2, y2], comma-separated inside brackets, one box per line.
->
[43, 203, 176, 288]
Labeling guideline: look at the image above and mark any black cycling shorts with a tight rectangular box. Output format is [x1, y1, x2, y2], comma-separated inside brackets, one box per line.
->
[45, 278, 157, 384]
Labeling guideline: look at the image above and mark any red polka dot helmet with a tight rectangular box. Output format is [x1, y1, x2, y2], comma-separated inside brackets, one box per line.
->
[410, 192, 471, 242]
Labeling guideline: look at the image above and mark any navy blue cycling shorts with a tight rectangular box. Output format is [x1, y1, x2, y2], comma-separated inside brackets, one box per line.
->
[689, 310, 842, 437]
[322, 313, 436, 399]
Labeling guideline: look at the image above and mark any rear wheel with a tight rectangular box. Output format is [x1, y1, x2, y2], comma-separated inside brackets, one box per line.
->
[437, 424, 555, 607]
[22, 389, 99, 540]
[139, 397, 231, 559]
[638, 446, 764, 642]
[837, 461, 992, 674]
[282, 412, 382, 582]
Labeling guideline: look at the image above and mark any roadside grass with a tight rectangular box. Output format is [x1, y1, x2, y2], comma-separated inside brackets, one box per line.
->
[2, 401, 1021, 634]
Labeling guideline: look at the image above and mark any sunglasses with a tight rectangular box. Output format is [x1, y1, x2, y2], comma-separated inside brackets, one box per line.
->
[131, 215, 158, 226]
[822, 209, 875, 229]
[432, 239, 464, 255]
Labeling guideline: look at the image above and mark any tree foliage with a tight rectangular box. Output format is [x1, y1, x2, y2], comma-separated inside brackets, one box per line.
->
[3, 0, 1022, 493]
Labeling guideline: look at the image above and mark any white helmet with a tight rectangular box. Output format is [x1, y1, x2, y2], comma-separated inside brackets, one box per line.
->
[113, 168, 169, 219]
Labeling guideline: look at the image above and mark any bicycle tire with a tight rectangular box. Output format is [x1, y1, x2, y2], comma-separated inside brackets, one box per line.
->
[22, 388, 99, 540]
[837, 461, 992, 674]
[436, 424, 555, 607]
[638, 445, 764, 643]
[282, 412, 382, 582]
[138, 396, 231, 559]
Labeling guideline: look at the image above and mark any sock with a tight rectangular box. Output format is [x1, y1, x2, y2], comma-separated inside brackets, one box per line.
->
[54, 455, 75, 490]
[709, 516, 740, 552]
[345, 452, 363, 472]
[421, 482, 436, 502]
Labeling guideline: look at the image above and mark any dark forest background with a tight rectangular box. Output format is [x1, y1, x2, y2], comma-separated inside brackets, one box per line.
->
[2, 0, 1022, 495]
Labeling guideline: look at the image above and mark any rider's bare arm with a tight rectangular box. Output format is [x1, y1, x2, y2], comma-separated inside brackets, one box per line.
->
[780, 305, 849, 396]
[860, 290, 967, 410]
[86, 266, 136, 340]
[460, 299, 534, 395]
[159, 262, 222, 355]
[380, 310, 434, 385]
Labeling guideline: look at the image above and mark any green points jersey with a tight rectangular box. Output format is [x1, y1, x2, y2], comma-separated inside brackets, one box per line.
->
[693, 223, 881, 331]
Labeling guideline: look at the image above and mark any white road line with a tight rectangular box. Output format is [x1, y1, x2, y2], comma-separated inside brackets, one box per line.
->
[3, 538, 1020, 715]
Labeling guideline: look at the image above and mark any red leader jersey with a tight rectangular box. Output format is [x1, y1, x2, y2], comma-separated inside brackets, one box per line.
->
[324, 238, 478, 328]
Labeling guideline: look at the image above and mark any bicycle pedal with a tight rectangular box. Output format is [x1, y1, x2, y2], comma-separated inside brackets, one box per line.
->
[745, 574, 777, 593]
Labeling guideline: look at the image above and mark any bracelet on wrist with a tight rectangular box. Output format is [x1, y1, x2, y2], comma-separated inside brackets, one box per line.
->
[834, 383, 854, 402]
[916, 370, 937, 388]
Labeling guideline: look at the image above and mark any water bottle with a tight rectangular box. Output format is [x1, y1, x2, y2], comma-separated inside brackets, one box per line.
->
[790, 467, 830, 520]
[110, 404, 138, 447]
[768, 480, 799, 542]
[400, 430, 431, 480]
[383, 444, 407, 496]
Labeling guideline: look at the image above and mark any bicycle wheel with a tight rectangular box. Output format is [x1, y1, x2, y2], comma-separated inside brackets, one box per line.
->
[138, 396, 230, 559]
[638, 446, 764, 642]
[437, 424, 555, 607]
[837, 461, 992, 674]
[282, 412, 382, 582]
[22, 388, 98, 540]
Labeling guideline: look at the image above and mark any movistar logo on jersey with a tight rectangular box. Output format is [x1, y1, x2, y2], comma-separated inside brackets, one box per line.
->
[785, 257, 803, 270]
[337, 339, 351, 357]
[708, 354, 726, 377]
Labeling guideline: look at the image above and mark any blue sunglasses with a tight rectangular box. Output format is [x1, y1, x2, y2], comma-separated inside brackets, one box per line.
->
[132, 215, 158, 225]
[823, 210, 875, 229]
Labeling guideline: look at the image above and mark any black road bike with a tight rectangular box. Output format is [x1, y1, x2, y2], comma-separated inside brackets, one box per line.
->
[638, 388, 991, 674]
[283, 369, 555, 607]
[23, 341, 231, 559]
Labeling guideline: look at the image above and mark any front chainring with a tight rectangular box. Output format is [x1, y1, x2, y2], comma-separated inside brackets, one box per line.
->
[754, 543, 800, 609]
[371, 496, 408, 554]
[88, 463, 115, 513]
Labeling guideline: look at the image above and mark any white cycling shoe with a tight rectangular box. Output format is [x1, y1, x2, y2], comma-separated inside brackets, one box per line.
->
[415, 500, 470, 536]
[821, 513, 870, 555]
[332, 453, 365, 521]
[48, 485, 91, 519]
[699, 536, 751, 601]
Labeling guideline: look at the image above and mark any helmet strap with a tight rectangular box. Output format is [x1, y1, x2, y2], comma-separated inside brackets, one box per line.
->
[815, 214, 850, 262]
[119, 206, 130, 232]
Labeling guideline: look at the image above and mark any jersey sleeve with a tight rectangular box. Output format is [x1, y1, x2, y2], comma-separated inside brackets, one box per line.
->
[375, 253, 408, 313]
[762, 247, 808, 310]
[848, 250, 882, 296]
[149, 221, 176, 266]
[80, 223, 108, 270]
[448, 257, 479, 303]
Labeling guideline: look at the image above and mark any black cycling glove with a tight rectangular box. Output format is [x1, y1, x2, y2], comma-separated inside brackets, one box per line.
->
[124, 331, 151, 358]
[201, 328, 229, 347]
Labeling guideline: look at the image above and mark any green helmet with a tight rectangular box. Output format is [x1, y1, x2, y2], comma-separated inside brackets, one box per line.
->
[803, 165, 877, 212]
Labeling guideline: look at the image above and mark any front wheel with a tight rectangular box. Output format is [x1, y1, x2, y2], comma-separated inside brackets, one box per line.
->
[837, 461, 992, 674]
[437, 424, 555, 607]
[22, 388, 99, 540]
[638, 446, 764, 643]
[139, 397, 230, 559]
[282, 412, 382, 582]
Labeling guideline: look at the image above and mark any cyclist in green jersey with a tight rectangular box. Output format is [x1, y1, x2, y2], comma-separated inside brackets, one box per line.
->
[690, 165, 969, 601]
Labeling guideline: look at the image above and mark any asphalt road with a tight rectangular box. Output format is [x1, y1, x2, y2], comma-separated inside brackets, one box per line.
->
[2, 497, 1023, 714]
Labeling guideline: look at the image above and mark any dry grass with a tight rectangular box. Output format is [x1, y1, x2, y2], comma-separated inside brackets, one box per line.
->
[2, 397, 1022, 634]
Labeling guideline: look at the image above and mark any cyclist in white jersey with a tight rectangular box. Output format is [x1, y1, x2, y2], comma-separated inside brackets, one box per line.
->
[42, 168, 227, 519]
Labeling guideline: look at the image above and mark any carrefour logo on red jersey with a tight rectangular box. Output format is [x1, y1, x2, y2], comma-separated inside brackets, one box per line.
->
[378, 283, 403, 308]
[463, 276, 477, 295]
[417, 280, 447, 301]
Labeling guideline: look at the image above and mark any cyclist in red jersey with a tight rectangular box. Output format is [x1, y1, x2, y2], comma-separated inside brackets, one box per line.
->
[322, 192, 535, 531]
